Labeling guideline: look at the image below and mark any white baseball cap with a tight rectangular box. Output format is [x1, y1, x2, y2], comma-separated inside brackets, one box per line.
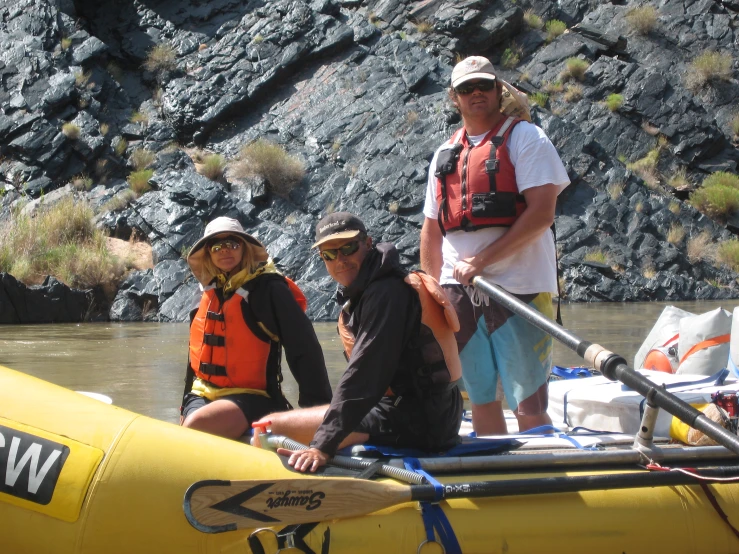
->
[451, 56, 497, 88]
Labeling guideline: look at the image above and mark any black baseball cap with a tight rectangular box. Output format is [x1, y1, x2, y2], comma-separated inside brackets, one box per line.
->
[312, 212, 367, 248]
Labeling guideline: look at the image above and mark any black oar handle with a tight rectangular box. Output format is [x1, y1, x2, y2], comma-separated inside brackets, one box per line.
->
[267, 435, 427, 485]
[471, 277, 739, 455]
[410, 465, 739, 502]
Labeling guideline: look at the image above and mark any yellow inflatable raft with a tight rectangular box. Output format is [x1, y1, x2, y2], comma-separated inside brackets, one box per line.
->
[2, 364, 739, 554]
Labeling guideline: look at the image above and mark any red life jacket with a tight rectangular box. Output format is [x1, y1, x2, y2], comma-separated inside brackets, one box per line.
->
[338, 271, 462, 395]
[435, 116, 526, 234]
[189, 276, 307, 390]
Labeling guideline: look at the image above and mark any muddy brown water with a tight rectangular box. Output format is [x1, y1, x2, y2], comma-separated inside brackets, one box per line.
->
[0, 300, 734, 423]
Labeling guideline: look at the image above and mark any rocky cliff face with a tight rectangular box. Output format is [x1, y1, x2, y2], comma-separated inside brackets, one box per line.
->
[0, 0, 738, 322]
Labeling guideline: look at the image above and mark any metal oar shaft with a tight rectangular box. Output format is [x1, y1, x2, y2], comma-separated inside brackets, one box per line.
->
[267, 435, 426, 485]
[410, 465, 739, 503]
[386, 445, 739, 473]
[471, 277, 739, 456]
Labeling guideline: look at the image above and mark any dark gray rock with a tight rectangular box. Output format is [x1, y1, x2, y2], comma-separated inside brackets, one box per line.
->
[0, 273, 91, 323]
[1, 0, 738, 322]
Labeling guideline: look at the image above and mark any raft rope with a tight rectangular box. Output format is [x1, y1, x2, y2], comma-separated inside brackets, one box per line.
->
[645, 462, 739, 541]
[403, 458, 461, 554]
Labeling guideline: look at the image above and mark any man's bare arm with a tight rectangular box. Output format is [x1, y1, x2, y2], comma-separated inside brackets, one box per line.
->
[420, 217, 444, 281]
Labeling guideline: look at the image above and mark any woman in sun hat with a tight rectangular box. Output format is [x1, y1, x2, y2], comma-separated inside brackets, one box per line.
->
[180, 216, 331, 439]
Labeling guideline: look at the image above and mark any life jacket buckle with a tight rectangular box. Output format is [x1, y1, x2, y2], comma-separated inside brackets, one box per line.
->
[485, 159, 499, 174]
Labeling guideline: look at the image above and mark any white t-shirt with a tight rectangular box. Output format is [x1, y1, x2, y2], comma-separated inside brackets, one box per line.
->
[423, 120, 570, 293]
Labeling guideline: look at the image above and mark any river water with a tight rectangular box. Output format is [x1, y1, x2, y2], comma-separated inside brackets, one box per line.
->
[1, 300, 735, 424]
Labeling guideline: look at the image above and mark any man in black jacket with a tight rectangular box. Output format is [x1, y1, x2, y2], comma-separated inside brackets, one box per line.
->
[254, 212, 463, 472]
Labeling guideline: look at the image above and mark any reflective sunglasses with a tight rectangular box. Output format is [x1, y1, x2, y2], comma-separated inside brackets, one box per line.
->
[454, 79, 496, 95]
[318, 241, 360, 262]
[209, 239, 242, 253]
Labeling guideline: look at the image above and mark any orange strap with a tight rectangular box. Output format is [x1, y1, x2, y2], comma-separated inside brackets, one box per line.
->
[679, 334, 731, 365]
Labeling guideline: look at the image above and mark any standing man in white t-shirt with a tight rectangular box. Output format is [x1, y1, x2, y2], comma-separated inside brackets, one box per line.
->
[420, 56, 570, 435]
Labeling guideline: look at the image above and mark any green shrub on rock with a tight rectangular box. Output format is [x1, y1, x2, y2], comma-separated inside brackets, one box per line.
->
[690, 172, 739, 220]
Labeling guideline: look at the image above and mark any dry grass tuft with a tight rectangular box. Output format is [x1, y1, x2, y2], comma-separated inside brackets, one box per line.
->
[545, 20, 566, 43]
[130, 148, 156, 171]
[667, 167, 690, 190]
[62, 123, 80, 140]
[414, 19, 433, 34]
[607, 182, 624, 200]
[641, 121, 660, 136]
[717, 239, 739, 273]
[101, 190, 137, 213]
[625, 6, 658, 35]
[666, 223, 685, 245]
[627, 147, 662, 189]
[0, 196, 125, 288]
[524, 10, 543, 30]
[686, 51, 733, 92]
[687, 231, 716, 263]
[144, 43, 177, 73]
[563, 83, 583, 102]
[584, 249, 608, 264]
[731, 112, 739, 138]
[128, 169, 154, 196]
[229, 139, 305, 198]
[563, 58, 589, 82]
[199, 153, 226, 181]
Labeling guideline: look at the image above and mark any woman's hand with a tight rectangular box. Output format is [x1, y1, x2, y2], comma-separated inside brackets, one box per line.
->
[276, 447, 330, 473]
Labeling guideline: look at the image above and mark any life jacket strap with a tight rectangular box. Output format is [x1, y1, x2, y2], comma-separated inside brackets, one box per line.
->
[199, 362, 227, 376]
[203, 334, 225, 347]
[206, 311, 225, 321]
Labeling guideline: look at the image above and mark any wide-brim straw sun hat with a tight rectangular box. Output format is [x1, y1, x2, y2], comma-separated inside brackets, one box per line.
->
[187, 217, 268, 285]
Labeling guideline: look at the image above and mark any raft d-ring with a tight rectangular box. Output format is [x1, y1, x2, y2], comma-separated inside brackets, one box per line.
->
[275, 532, 304, 553]
[248, 528, 280, 553]
[417, 538, 446, 554]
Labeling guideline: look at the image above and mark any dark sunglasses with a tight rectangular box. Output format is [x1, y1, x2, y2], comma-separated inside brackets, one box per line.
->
[318, 241, 360, 262]
[209, 239, 242, 253]
[454, 80, 496, 95]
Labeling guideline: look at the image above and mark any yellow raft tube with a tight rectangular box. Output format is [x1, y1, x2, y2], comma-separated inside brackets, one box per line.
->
[2, 364, 739, 554]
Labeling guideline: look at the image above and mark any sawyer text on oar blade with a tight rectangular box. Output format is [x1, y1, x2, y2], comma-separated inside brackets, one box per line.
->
[264, 488, 326, 511]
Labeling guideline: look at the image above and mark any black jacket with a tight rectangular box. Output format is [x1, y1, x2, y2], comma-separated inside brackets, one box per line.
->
[311, 243, 424, 454]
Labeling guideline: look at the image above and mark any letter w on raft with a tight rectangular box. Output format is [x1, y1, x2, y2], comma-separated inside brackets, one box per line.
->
[0, 424, 69, 504]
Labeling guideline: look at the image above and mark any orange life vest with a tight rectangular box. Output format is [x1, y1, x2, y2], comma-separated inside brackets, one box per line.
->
[338, 271, 462, 394]
[189, 276, 307, 389]
[435, 116, 526, 234]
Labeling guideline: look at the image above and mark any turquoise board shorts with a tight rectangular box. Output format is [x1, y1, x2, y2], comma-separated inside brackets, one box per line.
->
[445, 285, 553, 414]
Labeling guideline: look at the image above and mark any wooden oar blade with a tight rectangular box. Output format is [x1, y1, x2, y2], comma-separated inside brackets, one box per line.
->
[184, 478, 411, 533]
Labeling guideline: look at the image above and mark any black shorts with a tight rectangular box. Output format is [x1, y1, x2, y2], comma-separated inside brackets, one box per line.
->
[355, 384, 463, 452]
[182, 392, 286, 424]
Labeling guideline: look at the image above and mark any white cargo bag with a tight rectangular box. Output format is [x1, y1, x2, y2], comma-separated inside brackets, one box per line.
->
[676, 307, 732, 375]
[634, 306, 693, 370]
[727, 307, 739, 378]
[548, 369, 735, 436]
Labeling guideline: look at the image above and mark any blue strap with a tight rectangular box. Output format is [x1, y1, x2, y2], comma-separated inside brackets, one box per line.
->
[421, 504, 462, 554]
[552, 366, 593, 379]
[403, 458, 462, 554]
[404, 458, 443, 501]
[519, 425, 607, 450]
